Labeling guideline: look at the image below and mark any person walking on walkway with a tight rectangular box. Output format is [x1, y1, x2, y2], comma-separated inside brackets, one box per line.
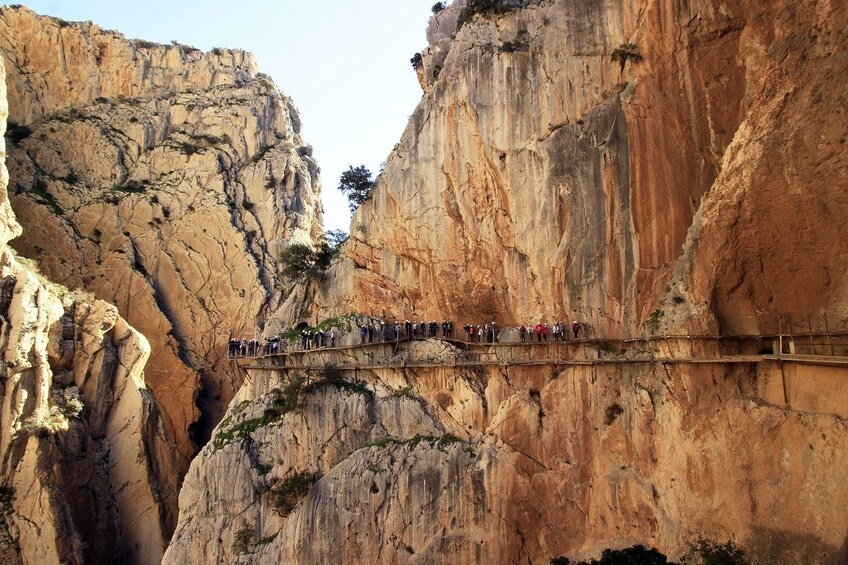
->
[519, 324, 526, 343]
[535, 322, 544, 343]
[572, 320, 581, 339]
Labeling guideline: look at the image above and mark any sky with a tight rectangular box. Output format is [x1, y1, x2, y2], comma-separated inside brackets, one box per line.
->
[15, 0, 439, 232]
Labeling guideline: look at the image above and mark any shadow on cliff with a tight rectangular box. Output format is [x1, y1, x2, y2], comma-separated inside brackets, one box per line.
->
[749, 526, 845, 565]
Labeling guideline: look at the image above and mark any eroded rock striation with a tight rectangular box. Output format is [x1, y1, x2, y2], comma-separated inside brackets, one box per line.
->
[182, 0, 848, 563]
[0, 55, 177, 565]
[283, 0, 847, 340]
[164, 351, 848, 564]
[0, 5, 323, 467]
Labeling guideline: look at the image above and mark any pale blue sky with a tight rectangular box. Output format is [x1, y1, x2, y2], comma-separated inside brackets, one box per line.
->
[14, 0, 438, 232]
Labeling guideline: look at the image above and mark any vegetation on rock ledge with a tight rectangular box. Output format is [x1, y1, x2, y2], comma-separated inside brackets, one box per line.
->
[269, 471, 315, 516]
[457, 0, 524, 30]
[279, 229, 347, 284]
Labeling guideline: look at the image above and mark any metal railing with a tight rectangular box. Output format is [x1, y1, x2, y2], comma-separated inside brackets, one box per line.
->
[228, 312, 848, 366]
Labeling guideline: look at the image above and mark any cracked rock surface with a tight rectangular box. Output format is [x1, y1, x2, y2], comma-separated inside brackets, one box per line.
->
[281, 0, 848, 339]
[164, 357, 848, 564]
[0, 54, 177, 565]
[0, 6, 323, 469]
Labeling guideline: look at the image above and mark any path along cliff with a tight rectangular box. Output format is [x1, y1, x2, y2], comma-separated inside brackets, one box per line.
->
[0, 5, 324, 472]
[171, 0, 848, 563]
[164, 339, 848, 564]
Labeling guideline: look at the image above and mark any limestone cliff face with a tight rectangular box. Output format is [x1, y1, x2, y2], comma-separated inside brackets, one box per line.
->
[658, 0, 848, 335]
[0, 5, 323, 467]
[164, 354, 848, 564]
[0, 55, 177, 565]
[290, 0, 847, 338]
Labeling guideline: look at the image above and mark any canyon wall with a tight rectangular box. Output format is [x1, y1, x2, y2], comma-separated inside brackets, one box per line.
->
[0, 5, 323, 467]
[164, 353, 848, 564]
[282, 0, 847, 340]
[0, 55, 177, 565]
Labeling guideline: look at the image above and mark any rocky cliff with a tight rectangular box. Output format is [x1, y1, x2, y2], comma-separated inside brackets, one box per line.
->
[0, 5, 323, 468]
[164, 353, 848, 564]
[169, 0, 848, 563]
[283, 0, 847, 339]
[0, 55, 178, 565]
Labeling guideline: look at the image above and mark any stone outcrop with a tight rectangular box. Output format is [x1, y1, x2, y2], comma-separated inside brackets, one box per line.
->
[0, 55, 177, 565]
[283, 0, 848, 340]
[213, 0, 848, 563]
[0, 5, 323, 468]
[164, 356, 848, 564]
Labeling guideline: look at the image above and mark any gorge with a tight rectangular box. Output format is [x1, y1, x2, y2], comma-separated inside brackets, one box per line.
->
[1, 0, 847, 564]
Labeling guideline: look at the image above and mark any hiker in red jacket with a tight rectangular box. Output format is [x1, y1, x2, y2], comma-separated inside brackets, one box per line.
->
[535, 322, 544, 342]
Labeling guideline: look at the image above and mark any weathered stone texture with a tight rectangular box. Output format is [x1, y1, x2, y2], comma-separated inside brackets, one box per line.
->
[164, 358, 848, 564]
[0, 5, 323, 468]
[1, 50, 177, 565]
[284, 0, 847, 340]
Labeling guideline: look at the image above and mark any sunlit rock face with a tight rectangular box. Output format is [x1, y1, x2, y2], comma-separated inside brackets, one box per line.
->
[0, 5, 324, 467]
[163, 357, 848, 564]
[0, 54, 178, 565]
[282, 0, 847, 340]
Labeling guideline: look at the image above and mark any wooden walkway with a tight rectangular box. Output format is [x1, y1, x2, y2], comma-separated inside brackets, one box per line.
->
[231, 335, 848, 372]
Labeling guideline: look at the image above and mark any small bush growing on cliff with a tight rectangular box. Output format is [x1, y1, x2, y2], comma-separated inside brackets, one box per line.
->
[645, 308, 664, 334]
[269, 471, 315, 516]
[500, 29, 530, 53]
[338, 165, 375, 212]
[611, 43, 643, 71]
[232, 522, 253, 553]
[604, 403, 624, 425]
[304, 365, 373, 397]
[231, 520, 253, 555]
[5, 122, 33, 144]
[263, 375, 305, 419]
[685, 539, 747, 565]
[457, 0, 522, 30]
[279, 230, 347, 284]
[551, 544, 671, 564]
[432, 2, 446, 13]
[410, 52, 423, 70]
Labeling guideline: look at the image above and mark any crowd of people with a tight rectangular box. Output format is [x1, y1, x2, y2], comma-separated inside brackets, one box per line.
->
[228, 318, 583, 358]
[518, 321, 582, 342]
[358, 320, 456, 344]
[228, 336, 281, 357]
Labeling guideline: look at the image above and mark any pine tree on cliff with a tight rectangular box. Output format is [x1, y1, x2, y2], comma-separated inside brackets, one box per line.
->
[338, 165, 374, 212]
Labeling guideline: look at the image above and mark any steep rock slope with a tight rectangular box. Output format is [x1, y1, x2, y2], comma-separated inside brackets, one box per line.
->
[284, 0, 847, 338]
[0, 55, 177, 565]
[0, 6, 323, 467]
[164, 357, 848, 564]
[660, 0, 848, 334]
